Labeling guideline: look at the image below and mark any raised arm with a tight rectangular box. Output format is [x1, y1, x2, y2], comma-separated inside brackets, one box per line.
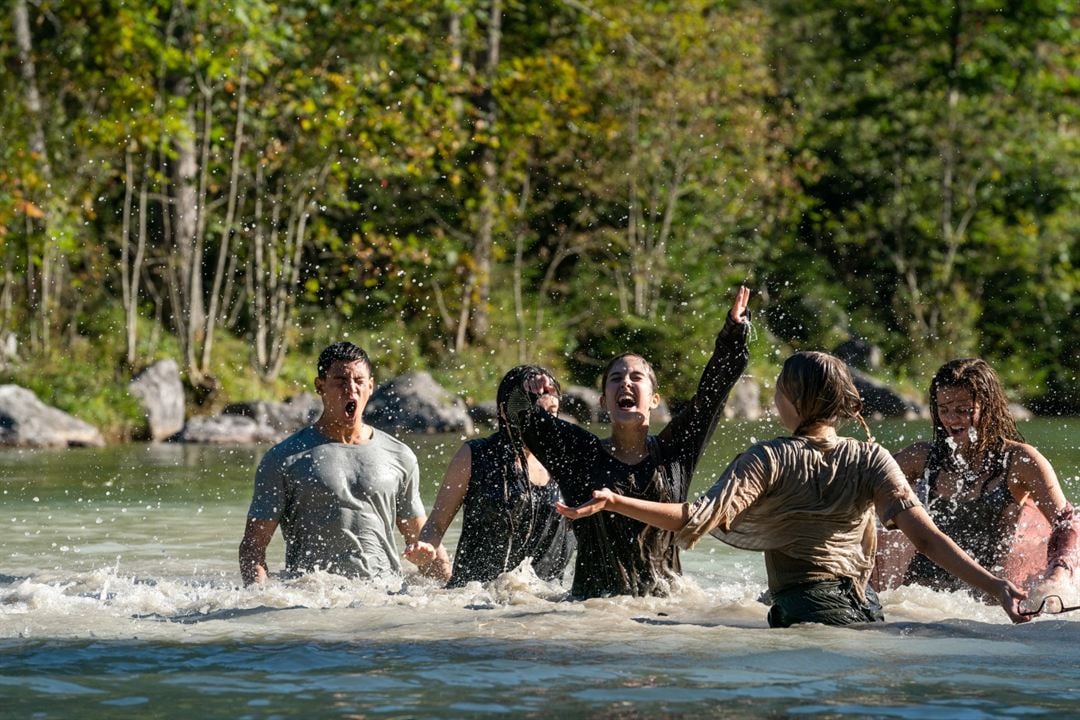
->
[657, 286, 750, 460]
[403, 444, 472, 582]
[518, 375, 600, 500]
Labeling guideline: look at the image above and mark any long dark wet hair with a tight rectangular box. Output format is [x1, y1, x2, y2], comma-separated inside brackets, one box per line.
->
[496, 364, 561, 460]
[492, 365, 562, 560]
[929, 358, 1024, 471]
[776, 351, 874, 441]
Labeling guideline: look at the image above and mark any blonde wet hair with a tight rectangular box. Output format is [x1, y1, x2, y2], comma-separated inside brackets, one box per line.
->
[776, 351, 874, 441]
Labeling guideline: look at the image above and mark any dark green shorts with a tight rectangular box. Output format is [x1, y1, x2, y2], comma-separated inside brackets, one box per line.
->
[767, 577, 885, 628]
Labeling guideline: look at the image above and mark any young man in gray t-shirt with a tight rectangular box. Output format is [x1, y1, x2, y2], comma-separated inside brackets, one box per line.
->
[239, 342, 449, 583]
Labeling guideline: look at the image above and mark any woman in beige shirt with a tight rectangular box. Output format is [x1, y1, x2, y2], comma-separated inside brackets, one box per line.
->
[557, 351, 1027, 627]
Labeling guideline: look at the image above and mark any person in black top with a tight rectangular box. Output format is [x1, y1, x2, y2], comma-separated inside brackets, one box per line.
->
[405, 366, 574, 586]
[516, 287, 751, 598]
[894, 358, 1077, 596]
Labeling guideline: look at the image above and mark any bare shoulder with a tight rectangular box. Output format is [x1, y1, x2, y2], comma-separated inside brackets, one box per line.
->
[1005, 440, 1056, 479]
[892, 441, 932, 481]
[448, 441, 473, 469]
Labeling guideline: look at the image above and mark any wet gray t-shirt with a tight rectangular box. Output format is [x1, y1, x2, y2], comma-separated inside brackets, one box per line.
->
[247, 426, 425, 579]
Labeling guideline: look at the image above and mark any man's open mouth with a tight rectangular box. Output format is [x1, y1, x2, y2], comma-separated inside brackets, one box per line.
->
[345, 400, 358, 418]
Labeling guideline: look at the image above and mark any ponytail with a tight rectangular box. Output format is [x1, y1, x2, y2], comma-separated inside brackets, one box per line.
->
[855, 413, 876, 444]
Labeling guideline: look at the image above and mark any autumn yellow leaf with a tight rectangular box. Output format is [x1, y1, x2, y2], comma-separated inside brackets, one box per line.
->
[18, 200, 45, 219]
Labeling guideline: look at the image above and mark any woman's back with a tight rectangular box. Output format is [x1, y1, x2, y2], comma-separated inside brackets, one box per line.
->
[680, 436, 915, 594]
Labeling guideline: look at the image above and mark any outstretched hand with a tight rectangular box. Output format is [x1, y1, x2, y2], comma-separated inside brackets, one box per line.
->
[555, 488, 618, 520]
[728, 285, 750, 325]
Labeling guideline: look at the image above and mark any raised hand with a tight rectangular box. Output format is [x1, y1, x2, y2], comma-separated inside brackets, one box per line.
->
[728, 285, 750, 325]
[522, 373, 559, 399]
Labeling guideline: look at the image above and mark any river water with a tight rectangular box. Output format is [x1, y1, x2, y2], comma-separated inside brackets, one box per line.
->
[2, 419, 1078, 717]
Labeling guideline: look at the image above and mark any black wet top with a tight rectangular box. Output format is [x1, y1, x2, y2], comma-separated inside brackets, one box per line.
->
[447, 432, 575, 587]
[520, 316, 749, 598]
[903, 446, 1015, 591]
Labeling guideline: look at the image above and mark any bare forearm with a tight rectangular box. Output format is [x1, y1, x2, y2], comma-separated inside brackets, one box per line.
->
[239, 517, 278, 585]
[903, 520, 998, 595]
[238, 542, 268, 585]
[1047, 504, 1078, 574]
[608, 494, 691, 533]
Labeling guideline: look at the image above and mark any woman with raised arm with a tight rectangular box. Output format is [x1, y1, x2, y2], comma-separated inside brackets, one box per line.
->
[404, 366, 574, 586]
[893, 358, 1077, 598]
[557, 351, 1027, 627]
[514, 286, 751, 599]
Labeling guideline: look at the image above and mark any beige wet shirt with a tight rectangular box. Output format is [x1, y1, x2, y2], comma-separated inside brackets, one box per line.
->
[676, 436, 920, 597]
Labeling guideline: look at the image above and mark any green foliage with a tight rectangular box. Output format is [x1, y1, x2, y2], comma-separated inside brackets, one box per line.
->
[0, 0, 1075, 433]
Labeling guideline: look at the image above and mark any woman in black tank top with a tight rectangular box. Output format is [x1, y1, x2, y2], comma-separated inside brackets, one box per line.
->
[895, 358, 1077, 598]
[405, 366, 574, 586]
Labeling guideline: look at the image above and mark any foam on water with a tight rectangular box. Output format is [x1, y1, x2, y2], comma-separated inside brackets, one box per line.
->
[0, 555, 1044, 639]
[2, 432, 1079, 715]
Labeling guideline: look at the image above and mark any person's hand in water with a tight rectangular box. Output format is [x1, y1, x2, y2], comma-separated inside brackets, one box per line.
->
[728, 285, 750, 325]
[556, 488, 618, 519]
[403, 541, 438, 567]
[993, 578, 1030, 623]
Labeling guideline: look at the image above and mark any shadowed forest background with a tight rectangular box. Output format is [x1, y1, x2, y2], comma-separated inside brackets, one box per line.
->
[1, 0, 1076, 438]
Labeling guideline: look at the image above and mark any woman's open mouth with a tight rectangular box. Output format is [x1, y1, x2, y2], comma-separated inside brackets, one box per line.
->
[617, 397, 636, 410]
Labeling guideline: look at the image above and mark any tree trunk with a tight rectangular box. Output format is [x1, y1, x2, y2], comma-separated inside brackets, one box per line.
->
[12, 0, 56, 354]
[201, 58, 248, 370]
[466, 0, 502, 342]
[168, 78, 207, 383]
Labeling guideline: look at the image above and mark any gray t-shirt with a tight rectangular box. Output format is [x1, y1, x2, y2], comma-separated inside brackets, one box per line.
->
[247, 425, 425, 579]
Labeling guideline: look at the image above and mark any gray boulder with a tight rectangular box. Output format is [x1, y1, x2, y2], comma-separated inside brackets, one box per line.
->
[128, 359, 186, 441]
[468, 400, 500, 430]
[224, 393, 322, 436]
[561, 385, 602, 424]
[834, 338, 883, 371]
[365, 371, 473, 434]
[0, 384, 105, 448]
[848, 368, 926, 419]
[171, 414, 275, 444]
[723, 376, 763, 420]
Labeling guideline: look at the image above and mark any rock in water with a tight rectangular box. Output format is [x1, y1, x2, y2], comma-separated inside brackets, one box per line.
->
[0, 384, 106, 448]
[365, 371, 473, 434]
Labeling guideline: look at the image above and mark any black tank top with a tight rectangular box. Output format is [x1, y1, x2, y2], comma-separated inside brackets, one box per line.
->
[903, 444, 1015, 590]
[447, 433, 575, 587]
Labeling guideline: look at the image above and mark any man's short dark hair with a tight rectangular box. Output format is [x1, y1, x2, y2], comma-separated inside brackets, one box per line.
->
[317, 342, 372, 378]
